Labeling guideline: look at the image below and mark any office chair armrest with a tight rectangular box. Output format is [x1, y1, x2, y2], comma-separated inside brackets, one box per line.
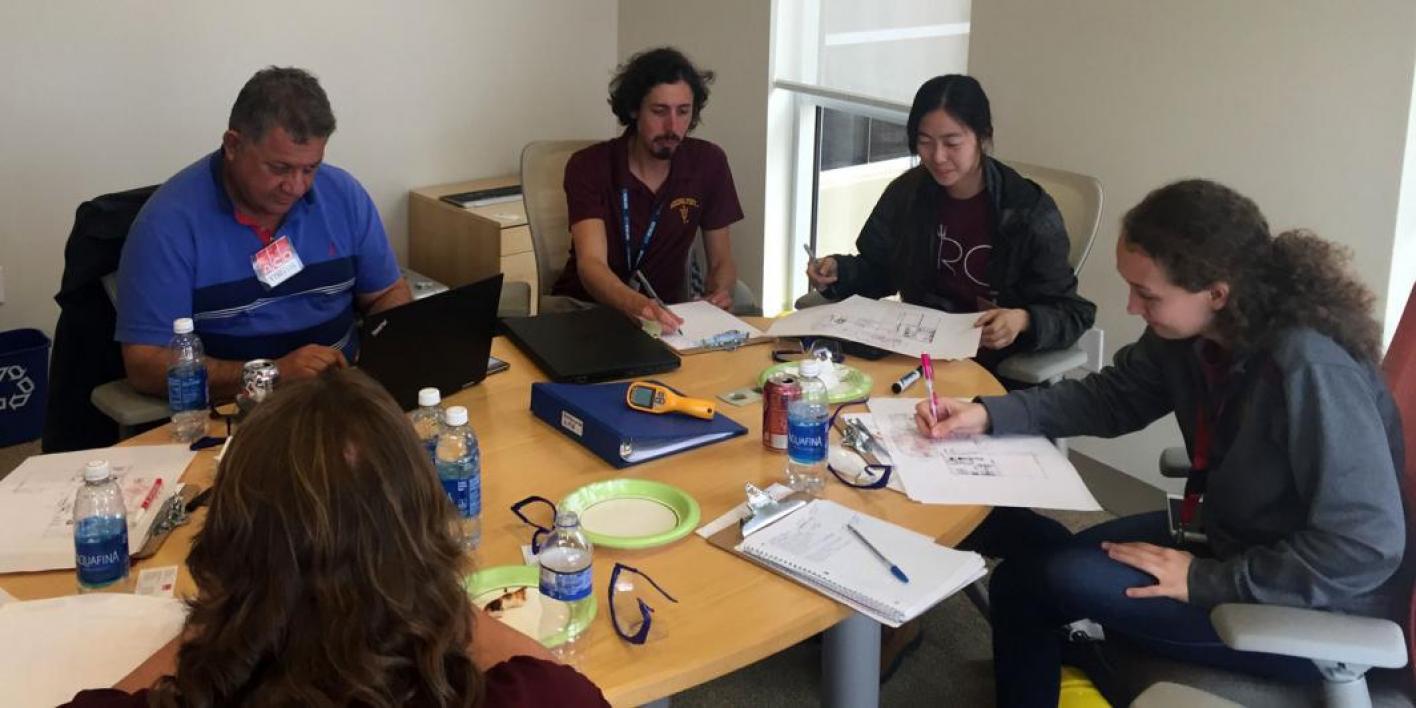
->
[1211, 603, 1408, 669]
[996, 347, 1088, 385]
[793, 290, 833, 310]
[91, 380, 170, 427]
[497, 281, 533, 319]
[1159, 446, 1191, 478]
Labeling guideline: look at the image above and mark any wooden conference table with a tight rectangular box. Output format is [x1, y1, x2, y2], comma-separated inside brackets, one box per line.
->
[0, 324, 1002, 707]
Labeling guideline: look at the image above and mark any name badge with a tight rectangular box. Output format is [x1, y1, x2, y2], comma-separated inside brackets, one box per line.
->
[250, 235, 304, 289]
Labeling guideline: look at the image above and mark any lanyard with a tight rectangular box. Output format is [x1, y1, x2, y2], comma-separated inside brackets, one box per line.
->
[1181, 345, 1234, 525]
[620, 188, 665, 273]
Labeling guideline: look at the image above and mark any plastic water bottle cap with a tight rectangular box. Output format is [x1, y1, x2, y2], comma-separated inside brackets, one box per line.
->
[83, 460, 111, 483]
[444, 406, 468, 426]
[417, 387, 441, 407]
[798, 358, 823, 378]
[173, 317, 195, 334]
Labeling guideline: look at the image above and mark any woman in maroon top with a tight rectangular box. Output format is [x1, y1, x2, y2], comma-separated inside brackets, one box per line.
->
[63, 369, 607, 708]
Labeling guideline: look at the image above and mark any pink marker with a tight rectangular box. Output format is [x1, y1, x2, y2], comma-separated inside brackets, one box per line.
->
[920, 354, 938, 422]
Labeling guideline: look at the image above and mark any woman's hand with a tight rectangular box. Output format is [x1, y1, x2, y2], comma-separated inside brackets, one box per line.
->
[806, 256, 839, 289]
[975, 308, 1030, 350]
[1103, 541, 1193, 603]
[914, 396, 990, 437]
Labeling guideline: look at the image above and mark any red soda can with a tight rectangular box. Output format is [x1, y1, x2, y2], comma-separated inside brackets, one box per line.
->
[762, 373, 801, 451]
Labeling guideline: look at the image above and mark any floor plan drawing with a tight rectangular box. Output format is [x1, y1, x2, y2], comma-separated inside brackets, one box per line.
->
[768, 296, 980, 359]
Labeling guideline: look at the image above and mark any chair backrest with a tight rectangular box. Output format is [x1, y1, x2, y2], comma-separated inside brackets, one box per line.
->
[1381, 282, 1416, 686]
[520, 140, 598, 297]
[1008, 160, 1103, 276]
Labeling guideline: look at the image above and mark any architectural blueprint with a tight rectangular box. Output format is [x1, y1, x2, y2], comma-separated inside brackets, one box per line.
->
[767, 295, 981, 359]
[863, 398, 1101, 511]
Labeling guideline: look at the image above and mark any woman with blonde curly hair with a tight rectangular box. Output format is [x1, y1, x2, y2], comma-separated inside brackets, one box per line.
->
[64, 369, 608, 707]
[917, 179, 1407, 706]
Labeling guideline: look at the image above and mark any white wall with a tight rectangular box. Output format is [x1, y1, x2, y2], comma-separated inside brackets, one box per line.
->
[617, 0, 773, 305]
[0, 1, 618, 336]
[969, 0, 1416, 490]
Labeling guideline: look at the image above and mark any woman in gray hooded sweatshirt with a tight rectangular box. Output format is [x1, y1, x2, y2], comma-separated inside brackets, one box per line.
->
[917, 179, 1407, 707]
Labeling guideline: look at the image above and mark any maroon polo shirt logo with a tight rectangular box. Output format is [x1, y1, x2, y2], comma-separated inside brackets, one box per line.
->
[670, 196, 699, 224]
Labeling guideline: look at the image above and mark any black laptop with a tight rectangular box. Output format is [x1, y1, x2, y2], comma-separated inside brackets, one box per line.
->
[501, 306, 680, 383]
[358, 273, 503, 409]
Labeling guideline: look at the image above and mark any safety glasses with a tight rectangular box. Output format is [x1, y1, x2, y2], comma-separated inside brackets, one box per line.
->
[510, 495, 557, 554]
[608, 562, 678, 645]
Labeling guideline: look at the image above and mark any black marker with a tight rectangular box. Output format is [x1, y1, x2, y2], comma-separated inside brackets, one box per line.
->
[891, 365, 924, 394]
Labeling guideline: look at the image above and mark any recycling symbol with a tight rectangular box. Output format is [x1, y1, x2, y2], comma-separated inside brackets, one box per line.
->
[0, 365, 35, 411]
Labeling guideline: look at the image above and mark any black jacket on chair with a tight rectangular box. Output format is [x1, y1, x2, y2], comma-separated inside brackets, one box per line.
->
[42, 185, 159, 452]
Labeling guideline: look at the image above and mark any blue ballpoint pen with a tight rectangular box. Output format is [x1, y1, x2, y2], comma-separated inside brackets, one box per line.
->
[846, 523, 910, 583]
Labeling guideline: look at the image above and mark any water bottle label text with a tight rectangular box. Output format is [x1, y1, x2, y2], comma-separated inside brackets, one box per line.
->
[167, 367, 209, 412]
[75, 520, 129, 588]
[539, 565, 592, 602]
[787, 419, 828, 463]
[440, 476, 482, 518]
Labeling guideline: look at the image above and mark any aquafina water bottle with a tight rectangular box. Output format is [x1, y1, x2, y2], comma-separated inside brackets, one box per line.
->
[538, 510, 593, 661]
[74, 460, 130, 592]
[167, 317, 208, 443]
[435, 405, 481, 549]
[786, 358, 830, 496]
[410, 387, 444, 464]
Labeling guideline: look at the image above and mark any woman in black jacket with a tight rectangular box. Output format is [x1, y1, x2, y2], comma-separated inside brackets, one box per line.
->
[806, 75, 1095, 373]
[809, 74, 1099, 676]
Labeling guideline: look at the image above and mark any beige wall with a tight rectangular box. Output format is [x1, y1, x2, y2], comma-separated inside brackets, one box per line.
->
[969, 0, 1416, 489]
[618, 0, 773, 305]
[0, 1, 618, 336]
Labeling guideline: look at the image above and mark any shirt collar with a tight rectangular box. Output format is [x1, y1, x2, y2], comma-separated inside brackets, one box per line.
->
[613, 129, 680, 197]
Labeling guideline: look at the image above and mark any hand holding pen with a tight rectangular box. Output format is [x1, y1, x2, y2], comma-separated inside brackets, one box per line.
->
[913, 353, 990, 438]
[803, 245, 839, 289]
[631, 270, 683, 334]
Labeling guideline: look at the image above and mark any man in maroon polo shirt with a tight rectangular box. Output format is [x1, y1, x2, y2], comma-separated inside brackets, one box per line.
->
[552, 46, 744, 332]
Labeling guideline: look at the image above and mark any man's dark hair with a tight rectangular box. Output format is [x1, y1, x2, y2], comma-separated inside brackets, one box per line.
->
[906, 74, 993, 153]
[228, 67, 336, 143]
[608, 47, 714, 131]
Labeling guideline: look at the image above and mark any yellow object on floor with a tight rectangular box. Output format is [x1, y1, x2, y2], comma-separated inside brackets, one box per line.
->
[1059, 665, 1110, 707]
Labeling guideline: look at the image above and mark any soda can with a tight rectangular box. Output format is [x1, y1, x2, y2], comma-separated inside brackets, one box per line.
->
[240, 359, 279, 407]
[762, 373, 801, 451]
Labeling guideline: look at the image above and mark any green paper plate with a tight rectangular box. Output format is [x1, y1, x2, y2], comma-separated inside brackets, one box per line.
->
[756, 361, 874, 403]
[559, 479, 701, 550]
[466, 565, 596, 647]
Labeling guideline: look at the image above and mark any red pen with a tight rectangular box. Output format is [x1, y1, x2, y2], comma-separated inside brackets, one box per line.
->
[920, 354, 938, 421]
[140, 478, 164, 511]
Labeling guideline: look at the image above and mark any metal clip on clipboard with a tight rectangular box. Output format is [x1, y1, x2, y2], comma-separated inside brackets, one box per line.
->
[740, 483, 808, 538]
[133, 484, 205, 560]
[697, 330, 751, 352]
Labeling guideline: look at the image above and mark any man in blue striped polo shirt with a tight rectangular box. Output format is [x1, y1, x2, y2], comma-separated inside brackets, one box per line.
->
[117, 67, 411, 400]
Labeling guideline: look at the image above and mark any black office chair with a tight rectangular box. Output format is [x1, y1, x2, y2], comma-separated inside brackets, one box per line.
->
[43, 185, 159, 452]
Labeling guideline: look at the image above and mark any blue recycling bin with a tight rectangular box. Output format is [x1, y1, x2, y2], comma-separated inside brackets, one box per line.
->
[0, 328, 49, 446]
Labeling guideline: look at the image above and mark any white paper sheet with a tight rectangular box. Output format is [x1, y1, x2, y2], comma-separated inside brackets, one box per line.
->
[866, 398, 1101, 511]
[660, 300, 767, 352]
[768, 295, 981, 359]
[735, 499, 986, 626]
[0, 445, 196, 573]
[0, 594, 186, 708]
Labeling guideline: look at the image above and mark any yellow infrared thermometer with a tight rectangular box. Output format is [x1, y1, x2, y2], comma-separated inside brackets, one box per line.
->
[625, 381, 716, 420]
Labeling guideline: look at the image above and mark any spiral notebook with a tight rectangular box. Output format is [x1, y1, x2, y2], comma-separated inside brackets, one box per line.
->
[716, 499, 986, 627]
